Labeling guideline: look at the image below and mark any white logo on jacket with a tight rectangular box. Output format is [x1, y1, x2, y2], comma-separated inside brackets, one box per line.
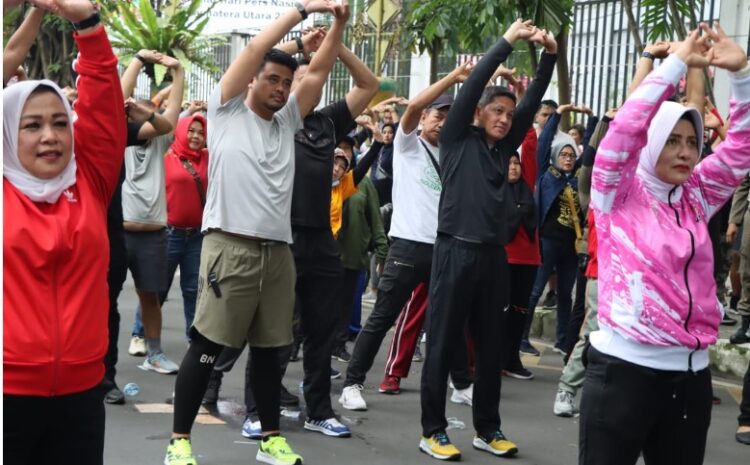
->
[63, 189, 77, 203]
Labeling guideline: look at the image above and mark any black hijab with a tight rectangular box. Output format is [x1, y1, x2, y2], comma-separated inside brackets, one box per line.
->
[506, 154, 537, 241]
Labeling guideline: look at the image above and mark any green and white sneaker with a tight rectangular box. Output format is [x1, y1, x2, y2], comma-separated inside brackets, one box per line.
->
[257, 435, 303, 465]
[164, 437, 197, 465]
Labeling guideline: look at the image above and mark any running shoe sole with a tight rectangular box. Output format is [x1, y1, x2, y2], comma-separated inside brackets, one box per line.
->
[419, 440, 461, 461]
[504, 370, 534, 380]
[303, 421, 351, 438]
[138, 361, 178, 375]
[378, 388, 400, 394]
[472, 437, 518, 457]
[256, 450, 302, 465]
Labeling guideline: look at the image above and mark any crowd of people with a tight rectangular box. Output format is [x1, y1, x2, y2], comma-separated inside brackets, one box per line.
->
[3, 1, 750, 465]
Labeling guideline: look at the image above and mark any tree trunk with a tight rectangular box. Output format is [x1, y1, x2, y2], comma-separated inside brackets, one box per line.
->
[621, 0, 644, 54]
[667, 0, 687, 40]
[555, 27, 572, 132]
[428, 40, 443, 84]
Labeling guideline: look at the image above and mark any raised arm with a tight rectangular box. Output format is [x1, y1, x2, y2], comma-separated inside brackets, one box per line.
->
[501, 30, 557, 151]
[120, 50, 166, 99]
[125, 99, 173, 139]
[400, 62, 472, 134]
[219, 0, 338, 104]
[690, 23, 750, 219]
[578, 110, 613, 212]
[353, 122, 383, 183]
[58, 0, 126, 200]
[295, 2, 350, 118]
[536, 107, 564, 181]
[519, 126, 538, 191]
[684, 67, 705, 113]
[275, 27, 326, 57]
[440, 20, 538, 146]
[339, 44, 379, 118]
[627, 42, 670, 97]
[580, 107, 599, 148]
[3, 7, 44, 86]
[158, 57, 186, 132]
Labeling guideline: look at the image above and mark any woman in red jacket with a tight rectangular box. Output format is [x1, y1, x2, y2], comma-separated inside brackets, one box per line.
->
[502, 126, 541, 380]
[3, 2, 126, 464]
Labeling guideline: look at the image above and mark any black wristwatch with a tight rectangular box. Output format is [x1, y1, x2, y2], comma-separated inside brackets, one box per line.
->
[147, 112, 156, 123]
[72, 11, 101, 31]
[295, 2, 308, 20]
[134, 54, 146, 64]
[295, 36, 305, 54]
[641, 51, 656, 61]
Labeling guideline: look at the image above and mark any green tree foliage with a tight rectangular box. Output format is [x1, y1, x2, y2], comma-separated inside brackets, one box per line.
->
[3, 6, 77, 85]
[101, 0, 225, 87]
[640, 0, 700, 41]
[401, 0, 571, 81]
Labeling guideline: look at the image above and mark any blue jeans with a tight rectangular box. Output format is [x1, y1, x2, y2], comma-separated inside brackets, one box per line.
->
[525, 237, 578, 348]
[349, 270, 367, 336]
[132, 228, 203, 339]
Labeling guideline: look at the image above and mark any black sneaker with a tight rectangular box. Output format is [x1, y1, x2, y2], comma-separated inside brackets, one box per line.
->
[332, 347, 352, 363]
[721, 313, 737, 326]
[730, 316, 750, 344]
[104, 386, 126, 405]
[542, 291, 557, 309]
[519, 341, 541, 356]
[202, 372, 222, 404]
[503, 367, 534, 380]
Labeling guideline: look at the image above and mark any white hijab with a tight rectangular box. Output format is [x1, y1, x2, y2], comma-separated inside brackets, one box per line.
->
[636, 101, 704, 203]
[3, 79, 77, 203]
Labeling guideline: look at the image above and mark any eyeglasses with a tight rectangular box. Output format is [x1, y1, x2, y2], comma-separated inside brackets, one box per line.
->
[558, 152, 577, 159]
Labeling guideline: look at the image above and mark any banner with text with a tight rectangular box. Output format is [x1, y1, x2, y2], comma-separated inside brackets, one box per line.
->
[202, 0, 312, 34]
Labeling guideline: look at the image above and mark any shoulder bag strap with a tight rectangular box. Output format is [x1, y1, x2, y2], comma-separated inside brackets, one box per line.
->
[176, 151, 206, 207]
[418, 137, 441, 180]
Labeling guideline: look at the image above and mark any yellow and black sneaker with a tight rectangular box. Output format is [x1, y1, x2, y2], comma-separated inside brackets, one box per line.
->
[472, 430, 518, 457]
[164, 437, 197, 465]
[419, 431, 461, 461]
[257, 435, 303, 465]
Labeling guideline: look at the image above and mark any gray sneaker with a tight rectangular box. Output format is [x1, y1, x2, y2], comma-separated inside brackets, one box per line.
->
[553, 389, 576, 417]
[140, 352, 179, 374]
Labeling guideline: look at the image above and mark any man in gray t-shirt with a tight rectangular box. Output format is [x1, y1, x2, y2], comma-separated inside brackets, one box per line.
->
[121, 56, 185, 376]
[165, 3, 353, 465]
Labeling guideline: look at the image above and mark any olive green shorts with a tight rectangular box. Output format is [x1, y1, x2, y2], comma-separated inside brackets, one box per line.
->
[192, 232, 296, 348]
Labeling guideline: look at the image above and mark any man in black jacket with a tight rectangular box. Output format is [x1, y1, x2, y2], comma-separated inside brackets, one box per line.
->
[419, 19, 557, 461]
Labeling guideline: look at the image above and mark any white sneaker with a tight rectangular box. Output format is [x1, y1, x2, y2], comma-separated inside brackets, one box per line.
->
[139, 352, 180, 374]
[450, 384, 473, 406]
[128, 336, 147, 356]
[553, 389, 576, 417]
[339, 384, 368, 411]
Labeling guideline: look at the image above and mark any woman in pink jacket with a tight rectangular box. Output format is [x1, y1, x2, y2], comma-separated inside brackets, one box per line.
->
[583, 25, 750, 464]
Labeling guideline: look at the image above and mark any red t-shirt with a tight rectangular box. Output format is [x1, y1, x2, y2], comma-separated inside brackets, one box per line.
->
[165, 150, 208, 227]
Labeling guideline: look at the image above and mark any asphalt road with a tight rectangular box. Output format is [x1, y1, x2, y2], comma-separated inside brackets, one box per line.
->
[104, 277, 748, 465]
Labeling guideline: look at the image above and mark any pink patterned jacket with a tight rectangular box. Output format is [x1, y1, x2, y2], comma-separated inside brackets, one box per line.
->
[590, 55, 750, 371]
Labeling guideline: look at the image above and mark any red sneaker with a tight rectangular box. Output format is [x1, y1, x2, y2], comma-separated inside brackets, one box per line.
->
[378, 375, 401, 395]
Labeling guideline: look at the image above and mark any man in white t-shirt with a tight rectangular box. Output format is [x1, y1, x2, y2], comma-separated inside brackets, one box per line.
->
[164, 2, 350, 465]
[339, 62, 474, 412]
